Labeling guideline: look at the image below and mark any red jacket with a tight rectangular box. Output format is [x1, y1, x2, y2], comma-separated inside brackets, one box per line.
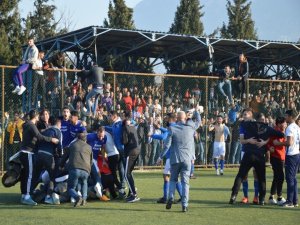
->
[123, 96, 133, 111]
[267, 127, 286, 161]
[97, 155, 111, 175]
[133, 98, 146, 114]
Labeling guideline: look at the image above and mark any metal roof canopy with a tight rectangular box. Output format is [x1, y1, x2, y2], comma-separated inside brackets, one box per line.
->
[34, 26, 300, 79]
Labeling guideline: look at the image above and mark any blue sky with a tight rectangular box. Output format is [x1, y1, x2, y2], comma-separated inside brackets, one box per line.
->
[19, 0, 300, 42]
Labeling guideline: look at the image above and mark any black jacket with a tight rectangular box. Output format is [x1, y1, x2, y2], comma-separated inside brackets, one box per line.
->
[21, 121, 52, 152]
[122, 124, 140, 155]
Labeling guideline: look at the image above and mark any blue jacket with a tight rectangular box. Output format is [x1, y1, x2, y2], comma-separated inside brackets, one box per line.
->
[152, 124, 176, 159]
[105, 118, 124, 152]
[228, 105, 241, 124]
[38, 126, 63, 157]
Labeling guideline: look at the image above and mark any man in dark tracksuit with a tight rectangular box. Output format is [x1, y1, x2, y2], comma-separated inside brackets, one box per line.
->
[229, 116, 284, 205]
[60, 132, 93, 207]
[122, 114, 141, 203]
[32, 116, 63, 204]
[20, 110, 59, 206]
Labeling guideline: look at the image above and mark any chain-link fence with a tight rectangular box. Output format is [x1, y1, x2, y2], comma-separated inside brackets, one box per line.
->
[1, 65, 300, 174]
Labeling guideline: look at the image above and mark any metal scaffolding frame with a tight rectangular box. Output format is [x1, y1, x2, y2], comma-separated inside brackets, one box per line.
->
[32, 26, 300, 79]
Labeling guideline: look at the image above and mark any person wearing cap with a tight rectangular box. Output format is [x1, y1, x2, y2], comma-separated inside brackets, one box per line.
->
[209, 114, 230, 175]
[60, 131, 93, 207]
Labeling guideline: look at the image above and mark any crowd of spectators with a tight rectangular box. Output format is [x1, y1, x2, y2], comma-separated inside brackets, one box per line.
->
[2, 51, 300, 169]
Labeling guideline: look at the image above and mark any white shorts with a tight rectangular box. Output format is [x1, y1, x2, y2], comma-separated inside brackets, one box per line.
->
[163, 158, 171, 175]
[213, 142, 226, 158]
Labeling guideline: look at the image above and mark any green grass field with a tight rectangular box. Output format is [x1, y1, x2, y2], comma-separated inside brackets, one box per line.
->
[0, 168, 299, 225]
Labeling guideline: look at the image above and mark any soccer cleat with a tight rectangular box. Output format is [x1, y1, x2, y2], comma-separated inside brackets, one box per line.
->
[216, 169, 220, 176]
[268, 198, 277, 205]
[241, 197, 249, 204]
[74, 196, 83, 207]
[22, 196, 38, 206]
[282, 202, 294, 208]
[253, 196, 259, 204]
[12, 86, 20, 94]
[220, 170, 224, 176]
[166, 199, 173, 209]
[294, 203, 299, 207]
[126, 195, 140, 203]
[277, 197, 286, 206]
[17, 86, 26, 95]
[229, 195, 237, 204]
[157, 197, 167, 204]
[44, 196, 54, 204]
[100, 195, 110, 202]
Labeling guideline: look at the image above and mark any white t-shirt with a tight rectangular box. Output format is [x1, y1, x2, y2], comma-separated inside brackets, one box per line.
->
[105, 131, 119, 157]
[285, 122, 300, 156]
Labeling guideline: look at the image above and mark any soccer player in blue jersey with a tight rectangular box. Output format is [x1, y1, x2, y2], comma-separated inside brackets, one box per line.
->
[69, 111, 86, 144]
[87, 126, 110, 201]
[154, 113, 182, 203]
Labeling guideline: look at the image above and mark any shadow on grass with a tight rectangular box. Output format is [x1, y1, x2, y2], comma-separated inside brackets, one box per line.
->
[190, 187, 231, 192]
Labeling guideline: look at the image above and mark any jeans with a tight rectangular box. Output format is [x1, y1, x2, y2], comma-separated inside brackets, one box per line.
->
[55, 70, 67, 87]
[218, 80, 233, 103]
[168, 161, 191, 207]
[285, 154, 300, 204]
[86, 87, 103, 114]
[195, 141, 205, 164]
[90, 161, 102, 186]
[68, 168, 89, 200]
[150, 139, 161, 166]
[229, 141, 241, 164]
[118, 150, 126, 189]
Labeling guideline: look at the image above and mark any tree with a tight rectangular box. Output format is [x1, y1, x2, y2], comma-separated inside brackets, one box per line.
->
[221, 0, 257, 40]
[102, 0, 152, 73]
[8, 7, 23, 63]
[29, 0, 59, 40]
[0, 0, 20, 64]
[170, 0, 204, 36]
[0, 24, 13, 64]
[103, 0, 135, 29]
[166, 0, 206, 75]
